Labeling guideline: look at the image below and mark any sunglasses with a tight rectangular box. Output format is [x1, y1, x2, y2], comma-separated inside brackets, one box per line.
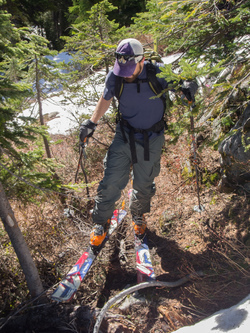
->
[115, 52, 143, 64]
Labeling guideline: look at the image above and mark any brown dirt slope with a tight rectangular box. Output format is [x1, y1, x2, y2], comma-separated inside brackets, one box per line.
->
[0, 122, 249, 333]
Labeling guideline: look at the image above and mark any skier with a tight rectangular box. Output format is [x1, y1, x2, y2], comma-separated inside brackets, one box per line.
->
[79, 38, 197, 249]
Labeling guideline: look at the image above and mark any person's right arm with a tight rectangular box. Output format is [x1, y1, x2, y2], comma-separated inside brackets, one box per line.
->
[90, 95, 113, 124]
[79, 95, 113, 142]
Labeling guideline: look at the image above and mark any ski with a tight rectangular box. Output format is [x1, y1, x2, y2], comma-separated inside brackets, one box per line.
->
[51, 208, 127, 302]
[134, 233, 156, 283]
[127, 189, 156, 283]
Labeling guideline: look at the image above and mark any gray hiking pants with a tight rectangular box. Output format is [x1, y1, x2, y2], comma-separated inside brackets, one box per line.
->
[92, 125, 165, 224]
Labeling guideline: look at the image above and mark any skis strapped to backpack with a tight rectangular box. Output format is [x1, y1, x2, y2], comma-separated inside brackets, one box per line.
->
[51, 208, 127, 302]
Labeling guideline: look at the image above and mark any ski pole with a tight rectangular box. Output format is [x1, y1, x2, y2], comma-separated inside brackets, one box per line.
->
[75, 137, 90, 198]
[189, 103, 204, 212]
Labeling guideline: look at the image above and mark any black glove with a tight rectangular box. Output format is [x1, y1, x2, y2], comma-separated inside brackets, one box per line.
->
[79, 119, 97, 142]
[181, 80, 198, 102]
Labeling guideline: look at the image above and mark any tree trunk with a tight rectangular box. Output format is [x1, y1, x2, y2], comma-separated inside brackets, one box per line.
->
[35, 55, 52, 159]
[34, 56, 65, 204]
[0, 182, 44, 298]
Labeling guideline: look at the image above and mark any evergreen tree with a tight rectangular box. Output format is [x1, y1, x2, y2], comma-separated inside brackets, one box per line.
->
[69, 0, 146, 27]
[62, 0, 127, 120]
[68, 0, 100, 23]
[0, 3, 45, 298]
[64, 0, 121, 75]
[132, 0, 250, 146]
[0, 8, 62, 200]
[0, 5, 39, 176]
[20, 29, 64, 159]
[1, 0, 73, 50]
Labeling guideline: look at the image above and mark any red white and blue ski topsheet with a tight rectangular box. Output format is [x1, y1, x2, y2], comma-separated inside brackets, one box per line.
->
[127, 189, 155, 283]
[51, 209, 127, 302]
[134, 234, 156, 283]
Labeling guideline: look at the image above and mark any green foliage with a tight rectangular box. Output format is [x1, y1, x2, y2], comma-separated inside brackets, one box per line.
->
[0, 147, 62, 202]
[62, 180, 98, 192]
[134, 0, 250, 60]
[157, 60, 204, 142]
[63, 0, 123, 77]
[69, 0, 146, 27]
[1, 0, 73, 50]
[69, 0, 99, 23]
[0, 0, 249, 201]
[62, 0, 130, 121]
[0, 8, 64, 201]
[132, 0, 250, 147]
[181, 165, 195, 182]
[158, 58, 225, 84]
[202, 169, 219, 187]
[0, 24, 64, 154]
[1, 0, 146, 50]
[0, 9, 35, 155]
[220, 115, 234, 129]
[241, 132, 250, 152]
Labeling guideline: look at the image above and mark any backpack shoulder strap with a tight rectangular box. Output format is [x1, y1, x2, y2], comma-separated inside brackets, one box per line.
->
[115, 76, 124, 100]
[115, 62, 162, 99]
[146, 61, 166, 109]
[146, 61, 168, 129]
[145, 61, 164, 96]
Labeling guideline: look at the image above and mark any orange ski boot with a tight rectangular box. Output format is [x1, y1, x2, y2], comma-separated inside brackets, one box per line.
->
[90, 219, 110, 248]
[132, 215, 146, 238]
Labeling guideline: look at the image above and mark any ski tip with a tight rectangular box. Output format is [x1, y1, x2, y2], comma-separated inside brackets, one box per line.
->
[50, 284, 77, 302]
[50, 207, 127, 303]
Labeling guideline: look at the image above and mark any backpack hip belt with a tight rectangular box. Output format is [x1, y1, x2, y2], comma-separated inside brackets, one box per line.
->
[120, 117, 165, 164]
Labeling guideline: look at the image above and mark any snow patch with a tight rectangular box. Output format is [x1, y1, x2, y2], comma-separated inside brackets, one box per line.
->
[173, 294, 250, 333]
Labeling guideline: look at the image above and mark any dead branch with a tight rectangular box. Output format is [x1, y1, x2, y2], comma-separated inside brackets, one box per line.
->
[93, 271, 204, 333]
